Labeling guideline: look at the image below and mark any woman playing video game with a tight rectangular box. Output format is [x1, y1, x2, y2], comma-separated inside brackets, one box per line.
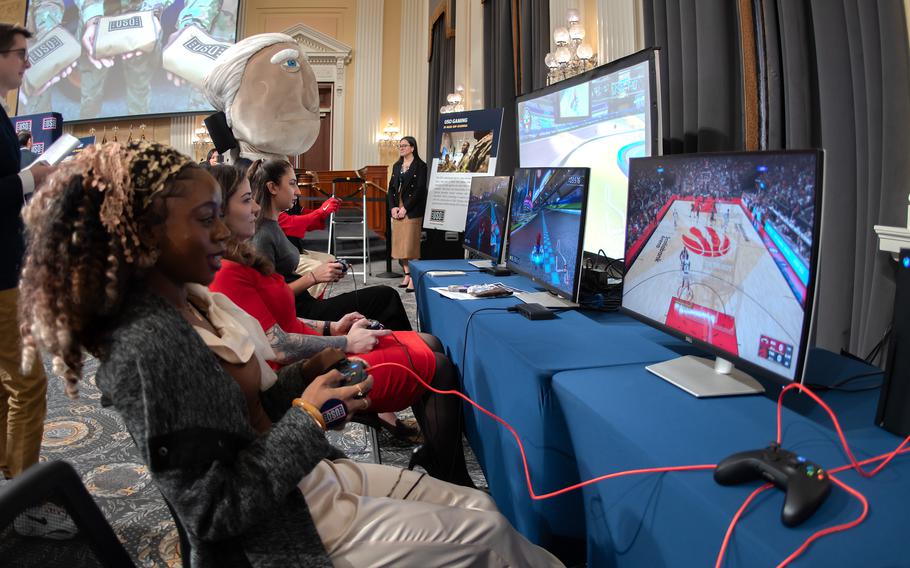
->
[250, 159, 413, 330]
[18, 141, 562, 567]
[209, 163, 475, 485]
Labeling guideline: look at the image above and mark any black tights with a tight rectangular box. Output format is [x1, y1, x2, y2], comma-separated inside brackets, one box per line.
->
[410, 334, 474, 487]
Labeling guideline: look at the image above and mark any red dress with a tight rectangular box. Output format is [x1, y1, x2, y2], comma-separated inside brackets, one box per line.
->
[210, 260, 435, 412]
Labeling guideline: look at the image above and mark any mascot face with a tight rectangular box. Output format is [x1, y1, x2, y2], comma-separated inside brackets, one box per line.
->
[230, 41, 320, 156]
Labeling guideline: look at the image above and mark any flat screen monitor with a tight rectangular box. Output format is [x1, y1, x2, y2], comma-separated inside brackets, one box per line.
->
[506, 167, 590, 302]
[17, 0, 239, 122]
[517, 48, 660, 260]
[463, 176, 512, 264]
[622, 151, 823, 395]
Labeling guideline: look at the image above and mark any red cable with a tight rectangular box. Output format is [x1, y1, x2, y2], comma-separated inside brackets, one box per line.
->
[776, 383, 910, 478]
[774, 475, 868, 568]
[365, 362, 715, 499]
[714, 483, 773, 568]
[365, 363, 905, 565]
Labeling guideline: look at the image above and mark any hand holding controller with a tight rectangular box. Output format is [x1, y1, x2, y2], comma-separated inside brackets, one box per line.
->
[714, 443, 831, 526]
[365, 320, 384, 330]
[336, 259, 351, 275]
[332, 358, 368, 387]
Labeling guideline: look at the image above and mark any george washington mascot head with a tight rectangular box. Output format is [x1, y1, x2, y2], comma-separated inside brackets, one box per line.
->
[203, 33, 320, 163]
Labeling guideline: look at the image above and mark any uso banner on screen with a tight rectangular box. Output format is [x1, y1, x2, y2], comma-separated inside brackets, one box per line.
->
[424, 108, 503, 233]
[11, 112, 63, 156]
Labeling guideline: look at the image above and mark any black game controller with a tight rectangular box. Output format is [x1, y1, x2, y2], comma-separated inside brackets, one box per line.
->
[336, 259, 351, 275]
[366, 319, 384, 330]
[332, 358, 368, 386]
[714, 443, 831, 527]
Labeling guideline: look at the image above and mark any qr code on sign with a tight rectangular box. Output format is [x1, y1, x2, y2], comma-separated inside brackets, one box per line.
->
[429, 209, 445, 223]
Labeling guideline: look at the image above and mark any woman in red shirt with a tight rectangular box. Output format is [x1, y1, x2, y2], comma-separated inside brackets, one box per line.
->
[208, 164, 473, 486]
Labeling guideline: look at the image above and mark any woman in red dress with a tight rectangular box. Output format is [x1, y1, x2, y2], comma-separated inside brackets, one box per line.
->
[208, 163, 473, 486]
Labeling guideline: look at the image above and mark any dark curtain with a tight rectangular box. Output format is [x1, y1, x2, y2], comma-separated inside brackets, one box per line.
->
[643, 0, 745, 153]
[483, 0, 549, 176]
[757, 0, 910, 355]
[426, 13, 455, 161]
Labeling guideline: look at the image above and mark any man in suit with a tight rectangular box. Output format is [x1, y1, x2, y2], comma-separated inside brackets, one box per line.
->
[17, 130, 36, 168]
[0, 23, 55, 482]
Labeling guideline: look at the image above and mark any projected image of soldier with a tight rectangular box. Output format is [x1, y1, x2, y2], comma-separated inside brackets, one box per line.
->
[22, 0, 235, 118]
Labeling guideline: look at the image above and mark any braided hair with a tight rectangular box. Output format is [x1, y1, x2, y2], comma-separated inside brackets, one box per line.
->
[18, 141, 197, 397]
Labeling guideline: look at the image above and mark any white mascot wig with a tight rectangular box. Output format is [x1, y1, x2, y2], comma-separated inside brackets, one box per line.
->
[204, 33, 320, 161]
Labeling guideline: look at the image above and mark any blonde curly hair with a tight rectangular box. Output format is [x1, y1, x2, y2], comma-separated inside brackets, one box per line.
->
[18, 141, 196, 398]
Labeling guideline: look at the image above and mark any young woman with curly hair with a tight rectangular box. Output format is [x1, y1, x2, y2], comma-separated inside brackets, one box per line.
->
[208, 162, 474, 484]
[18, 141, 562, 568]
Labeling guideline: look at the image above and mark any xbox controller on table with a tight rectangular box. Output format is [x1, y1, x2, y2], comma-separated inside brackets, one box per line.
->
[714, 443, 831, 527]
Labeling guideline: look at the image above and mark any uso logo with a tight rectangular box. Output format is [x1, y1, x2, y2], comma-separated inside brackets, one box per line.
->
[32, 142, 45, 153]
[42, 116, 57, 130]
[14, 119, 32, 133]
[682, 226, 730, 257]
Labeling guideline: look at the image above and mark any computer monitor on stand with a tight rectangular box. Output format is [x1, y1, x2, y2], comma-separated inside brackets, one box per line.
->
[506, 167, 590, 308]
[464, 176, 513, 276]
[621, 151, 824, 397]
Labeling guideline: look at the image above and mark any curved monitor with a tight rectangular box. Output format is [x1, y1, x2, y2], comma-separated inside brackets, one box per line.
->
[517, 48, 661, 260]
[506, 167, 590, 302]
[17, 0, 239, 122]
[463, 176, 512, 264]
[622, 151, 823, 388]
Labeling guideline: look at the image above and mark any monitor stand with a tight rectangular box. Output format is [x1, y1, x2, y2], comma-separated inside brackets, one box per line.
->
[514, 290, 578, 309]
[646, 356, 765, 398]
[468, 259, 513, 276]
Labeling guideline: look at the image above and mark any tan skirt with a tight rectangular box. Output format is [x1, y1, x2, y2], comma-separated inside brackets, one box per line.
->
[391, 216, 422, 260]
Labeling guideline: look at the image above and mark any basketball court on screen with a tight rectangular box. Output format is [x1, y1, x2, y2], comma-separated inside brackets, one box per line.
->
[623, 197, 805, 375]
[520, 115, 645, 259]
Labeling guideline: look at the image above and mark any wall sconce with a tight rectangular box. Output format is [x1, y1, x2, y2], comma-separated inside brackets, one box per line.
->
[545, 10, 596, 85]
[377, 118, 401, 148]
[440, 85, 465, 114]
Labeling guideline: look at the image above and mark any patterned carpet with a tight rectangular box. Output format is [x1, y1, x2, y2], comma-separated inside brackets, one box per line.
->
[15, 260, 487, 567]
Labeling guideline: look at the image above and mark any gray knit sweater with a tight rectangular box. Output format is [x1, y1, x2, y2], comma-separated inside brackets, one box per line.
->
[95, 290, 344, 567]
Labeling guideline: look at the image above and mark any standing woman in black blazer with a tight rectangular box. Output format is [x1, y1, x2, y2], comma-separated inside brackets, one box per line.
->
[388, 136, 427, 292]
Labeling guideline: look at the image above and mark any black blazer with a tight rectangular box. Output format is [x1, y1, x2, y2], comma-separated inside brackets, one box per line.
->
[20, 148, 37, 168]
[1, 104, 26, 291]
[388, 158, 428, 219]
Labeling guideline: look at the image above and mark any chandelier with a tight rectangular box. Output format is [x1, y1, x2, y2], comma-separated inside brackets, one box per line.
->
[377, 118, 401, 148]
[193, 125, 212, 146]
[544, 9, 596, 85]
[439, 85, 465, 114]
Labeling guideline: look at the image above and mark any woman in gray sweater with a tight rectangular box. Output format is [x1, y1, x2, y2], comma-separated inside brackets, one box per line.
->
[18, 141, 563, 568]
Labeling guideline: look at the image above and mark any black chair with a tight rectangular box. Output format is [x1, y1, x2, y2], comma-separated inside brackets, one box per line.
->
[0, 461, 136, 567]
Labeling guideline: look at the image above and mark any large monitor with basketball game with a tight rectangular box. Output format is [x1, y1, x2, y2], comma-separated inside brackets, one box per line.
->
[506, 167, 590, 306]
[464, 176, 512, 265]
[18, 0, 239, 122]
[622, 151, 823, 397]
[517, 48, 660, 261]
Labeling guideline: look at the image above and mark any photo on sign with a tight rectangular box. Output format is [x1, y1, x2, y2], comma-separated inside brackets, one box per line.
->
[437, 130, 494, 174]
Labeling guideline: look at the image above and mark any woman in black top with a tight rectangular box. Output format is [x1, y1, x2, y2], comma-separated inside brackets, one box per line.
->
[388, 136, 427, 292]
[250, 159, 413, 330]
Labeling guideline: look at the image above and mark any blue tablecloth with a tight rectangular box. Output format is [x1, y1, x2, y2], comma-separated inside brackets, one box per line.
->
[409, 260, 699, 552]
[552, 350, 905, 567]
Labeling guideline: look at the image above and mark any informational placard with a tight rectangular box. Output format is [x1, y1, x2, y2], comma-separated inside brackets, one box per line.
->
[423, 108, 503, 233]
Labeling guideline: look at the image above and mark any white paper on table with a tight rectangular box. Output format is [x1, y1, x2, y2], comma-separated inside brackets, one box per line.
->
[430, 287, 485, 300]
[25, 133, 80, 168]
